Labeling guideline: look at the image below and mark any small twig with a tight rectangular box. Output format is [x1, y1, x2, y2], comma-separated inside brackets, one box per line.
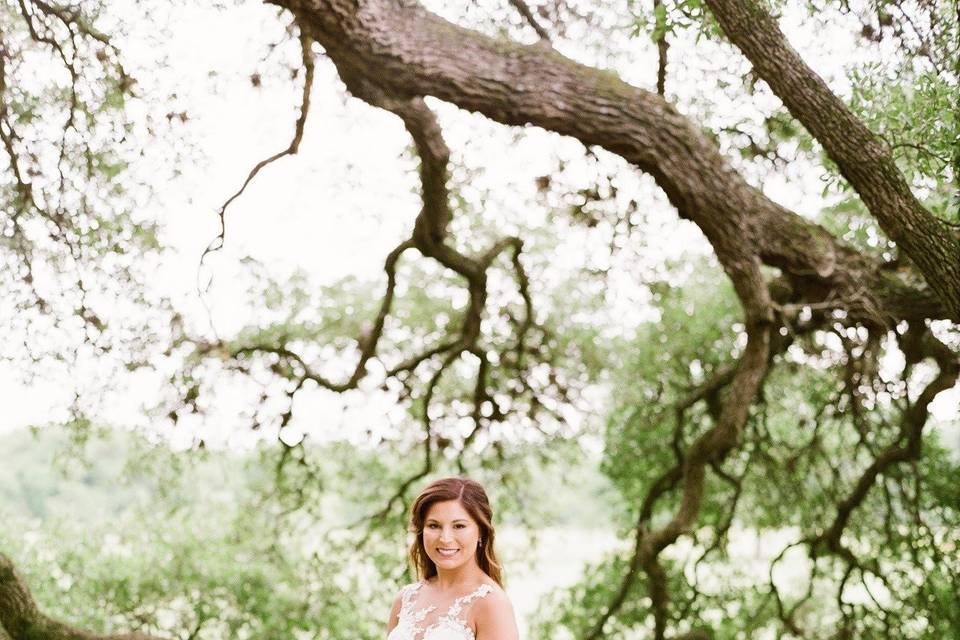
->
[198, 31, 316, 311]
[653, 0, 669, 95]
[507, 0, 551, 42]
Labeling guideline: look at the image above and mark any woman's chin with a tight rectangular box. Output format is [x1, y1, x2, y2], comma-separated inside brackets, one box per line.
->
[431, 551, 473, 568]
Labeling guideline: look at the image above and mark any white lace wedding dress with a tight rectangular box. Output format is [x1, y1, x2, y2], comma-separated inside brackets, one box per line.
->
[387, 582, 493, 640]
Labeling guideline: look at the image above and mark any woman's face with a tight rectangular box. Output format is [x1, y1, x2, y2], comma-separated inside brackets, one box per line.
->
[422, 499, 481, 572]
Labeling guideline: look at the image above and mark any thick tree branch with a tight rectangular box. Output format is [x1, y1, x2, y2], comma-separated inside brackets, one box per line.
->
[587, 263, 775, 639]
[703, 0, 960, 317]
[273, 0, 953, 323]
[0, 554, 165, 640]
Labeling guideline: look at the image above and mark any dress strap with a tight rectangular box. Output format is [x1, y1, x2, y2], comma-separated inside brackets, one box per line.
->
[400, 582, 424, 608]
[446, 584, 493, 618]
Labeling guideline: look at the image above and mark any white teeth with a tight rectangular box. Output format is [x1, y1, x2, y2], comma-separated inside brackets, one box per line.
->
[437, 548, 459, 556]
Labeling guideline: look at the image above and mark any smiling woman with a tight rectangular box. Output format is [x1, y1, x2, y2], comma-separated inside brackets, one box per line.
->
[386, 477, 519, 640]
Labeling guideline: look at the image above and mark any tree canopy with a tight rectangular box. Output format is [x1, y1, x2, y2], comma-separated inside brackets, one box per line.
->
[0, 0, 958, 638]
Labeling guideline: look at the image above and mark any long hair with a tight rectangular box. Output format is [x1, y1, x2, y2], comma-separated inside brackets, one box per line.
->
[408, 476, 503, 586]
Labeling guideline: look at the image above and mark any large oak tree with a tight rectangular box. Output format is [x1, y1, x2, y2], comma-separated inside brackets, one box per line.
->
[1, 0, 957, 637]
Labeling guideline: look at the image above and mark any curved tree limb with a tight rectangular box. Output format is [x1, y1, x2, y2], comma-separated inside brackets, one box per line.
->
[273, 0, 953, 323]
[702, 0, 960, 317]
[586, 261, 775, 640]
[228, 237, 415, 392]
[0, 554, 166, 640]
[221, 61, 556, 531]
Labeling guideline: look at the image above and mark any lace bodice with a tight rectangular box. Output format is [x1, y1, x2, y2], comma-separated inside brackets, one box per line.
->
[387, 581, 494, 640]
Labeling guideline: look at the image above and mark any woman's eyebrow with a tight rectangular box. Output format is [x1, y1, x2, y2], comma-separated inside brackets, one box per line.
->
[425, 518, 470, 523]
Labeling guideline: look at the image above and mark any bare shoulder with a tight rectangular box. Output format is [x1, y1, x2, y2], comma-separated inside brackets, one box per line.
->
[475, 583, 512, 612]
[472, 584, 519, 640]
[390, 588, 404, 611]
[386, 592, 402, 635]
[387, 582, 419, 632]
[395, 581, 425, 600]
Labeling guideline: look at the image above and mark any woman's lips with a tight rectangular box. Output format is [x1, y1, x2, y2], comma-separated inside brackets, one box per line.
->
[437, 548, 459, 557]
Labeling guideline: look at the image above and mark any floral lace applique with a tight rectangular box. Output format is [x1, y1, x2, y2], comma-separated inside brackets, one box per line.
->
[387, 582, 494, 640]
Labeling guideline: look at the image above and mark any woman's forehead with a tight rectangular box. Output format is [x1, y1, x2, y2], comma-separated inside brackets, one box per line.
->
[424, 499, 474, 521]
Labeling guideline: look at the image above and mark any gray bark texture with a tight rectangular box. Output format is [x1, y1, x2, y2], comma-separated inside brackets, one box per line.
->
[703, 0, 960, 316]
[271, 0, 959, 323]
[0, 554, 165, 640]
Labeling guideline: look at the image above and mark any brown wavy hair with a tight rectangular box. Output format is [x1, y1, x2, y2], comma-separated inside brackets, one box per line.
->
[408, 476, 503, 586]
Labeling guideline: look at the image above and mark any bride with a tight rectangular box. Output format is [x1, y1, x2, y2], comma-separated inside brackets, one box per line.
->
[386, 477, 520, 640]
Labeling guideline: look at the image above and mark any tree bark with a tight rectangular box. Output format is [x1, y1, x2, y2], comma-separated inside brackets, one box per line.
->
[0, 554, 165, 640]
[271, 0, 957, 323]
[703, 0, 960, 318]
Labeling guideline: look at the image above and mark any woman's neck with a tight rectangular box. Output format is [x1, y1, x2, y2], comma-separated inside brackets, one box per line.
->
[432, 562, 485, 591]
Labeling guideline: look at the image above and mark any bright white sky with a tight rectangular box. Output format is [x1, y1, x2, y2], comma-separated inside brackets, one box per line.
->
[0, 0, 956, 451]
